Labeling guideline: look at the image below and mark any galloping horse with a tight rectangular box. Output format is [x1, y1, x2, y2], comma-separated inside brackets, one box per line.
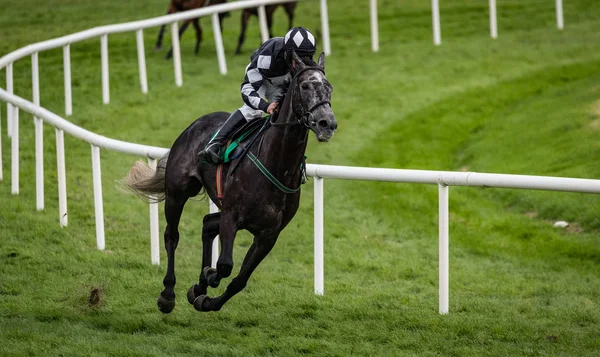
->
[123, 52, 337, 313]
[235, 2, 298, 55]
[155, 0, 230, 59]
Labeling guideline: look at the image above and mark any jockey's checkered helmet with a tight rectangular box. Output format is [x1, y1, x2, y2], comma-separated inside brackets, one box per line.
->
[283, 27, 316, 56]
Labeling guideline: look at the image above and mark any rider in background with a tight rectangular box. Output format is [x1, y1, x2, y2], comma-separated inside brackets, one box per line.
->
[198, 27, 317, 164]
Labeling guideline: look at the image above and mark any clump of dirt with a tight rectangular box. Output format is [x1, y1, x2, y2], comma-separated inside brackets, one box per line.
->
[89, 287, 102, 307]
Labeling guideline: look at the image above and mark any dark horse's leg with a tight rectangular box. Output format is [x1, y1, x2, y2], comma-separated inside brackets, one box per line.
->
[284, 3, 297, 30]
[235, 10, 252, 55]
[192, 231, 280, 312]
[192, 18, 203, 55]
[187, 212, 220, 304]
[156, 8, 175, 51]
[156, 192, 189, 313]
[166, 20, 191, 60]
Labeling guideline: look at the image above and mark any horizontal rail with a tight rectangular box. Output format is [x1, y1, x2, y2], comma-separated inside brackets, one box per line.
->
[0, 0, 298, 69]
[0, 88, 168, 159]
[306, 164, 600, 194]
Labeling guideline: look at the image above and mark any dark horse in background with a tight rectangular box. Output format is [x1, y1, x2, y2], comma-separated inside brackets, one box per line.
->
[235, 1, 298, 54]
[155, 0, 230, 59]
[123, 52, 337, 312]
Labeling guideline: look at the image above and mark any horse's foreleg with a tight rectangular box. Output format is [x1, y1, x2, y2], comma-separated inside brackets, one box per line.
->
[156, 8, 175, 51]
[193, 232, 279, 312]
[192, 19, 203, 55]
[187, 212, 220, 305]
[235, 10, 252, 55]
[157, 194, 188, 314]
[166, 21, 191, 59]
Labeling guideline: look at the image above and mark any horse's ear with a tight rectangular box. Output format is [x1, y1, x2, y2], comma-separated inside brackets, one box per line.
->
[318, 52, 326, 69]
[291, 50, 306, 71]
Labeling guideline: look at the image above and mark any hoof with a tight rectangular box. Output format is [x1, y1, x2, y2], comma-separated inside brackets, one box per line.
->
[202, 266, 220, 288]
[157, 294, 175, 314]
[154, 45, 162, 52]
[192, 295, 211, 312]
[187, 285, 197, 305]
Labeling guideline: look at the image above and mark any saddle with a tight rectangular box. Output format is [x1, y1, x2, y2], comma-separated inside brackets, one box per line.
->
[218, 115, 271, 163]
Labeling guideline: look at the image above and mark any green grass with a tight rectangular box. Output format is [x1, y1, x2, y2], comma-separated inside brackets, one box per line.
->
[1, 0, 600, 355]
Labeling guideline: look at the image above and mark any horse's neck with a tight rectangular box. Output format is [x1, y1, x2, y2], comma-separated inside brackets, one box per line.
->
[258, 93, 308, 186]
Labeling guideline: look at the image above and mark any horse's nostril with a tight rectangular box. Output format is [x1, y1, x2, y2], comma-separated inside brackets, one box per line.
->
[318, 119, 329, 129]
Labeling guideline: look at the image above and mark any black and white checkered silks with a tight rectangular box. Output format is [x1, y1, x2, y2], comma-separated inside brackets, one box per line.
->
[238, 29, 316, 121]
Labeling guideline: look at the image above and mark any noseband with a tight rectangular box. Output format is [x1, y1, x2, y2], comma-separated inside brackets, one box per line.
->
[270, 66, 331, 128]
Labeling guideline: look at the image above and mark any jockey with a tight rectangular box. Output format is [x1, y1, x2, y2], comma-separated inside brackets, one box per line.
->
[198, 27, 317, 164]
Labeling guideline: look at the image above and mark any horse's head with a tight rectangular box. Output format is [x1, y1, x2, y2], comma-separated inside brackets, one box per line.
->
[290, 52, 337, 142]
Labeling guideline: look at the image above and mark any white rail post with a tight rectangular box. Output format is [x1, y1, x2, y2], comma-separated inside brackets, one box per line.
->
[63, 45, 73, 116]
[431, 0, 442, 46]
[171, 22, 183, 87]
[370, 0, 379, 52]
[6, 62, 13, 137]
[101, 35, 110, 104]
[212, 13, 227, 75]
[210, 199, 219, 269]
[136, 29, 148, 94]
[489, 0, 498, 39]
[32, 52, 44, 210]
[91, 145, 105, 250]
[320, 0, 331, 56]
[56, 128, 68, 227]
[314, 177, 324, 295]
[257, 5, 269, 43]
[438, 183, 449, 314]
[148, 158, 160, 265]
[556, 0, 564, 30]
[11, 108, 19, 194]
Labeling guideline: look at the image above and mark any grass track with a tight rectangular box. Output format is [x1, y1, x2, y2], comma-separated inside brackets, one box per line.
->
[1, 0, 599, 356]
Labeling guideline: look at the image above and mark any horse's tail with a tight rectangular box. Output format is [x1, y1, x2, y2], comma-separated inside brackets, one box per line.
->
[120, 153, 169, 203]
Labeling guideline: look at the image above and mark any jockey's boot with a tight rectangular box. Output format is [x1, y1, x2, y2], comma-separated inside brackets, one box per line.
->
[198, 110, 247, 164]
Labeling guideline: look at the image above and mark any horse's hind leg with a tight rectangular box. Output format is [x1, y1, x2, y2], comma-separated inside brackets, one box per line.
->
[156, 192, 189, 314]
[187, 212, 220, 305]
[166, 21, 190, 59]
[193, 231, 279, 312]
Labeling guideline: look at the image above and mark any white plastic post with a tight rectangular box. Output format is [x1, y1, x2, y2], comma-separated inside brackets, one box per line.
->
[314, 177, 324, 295]
[212, 13, 227, 75]
[489, 0, 498, 39]
[6, 62, 13, 137]
[101, 35, 110, 104]
[32, 52, 44, 210]
[148, 158, 160, 265]
[91, 145, 105, 250]
[63, 45, 73, 116]
[556, 0, 564, 30]
[257, 5, 269, 43]
[210, 199, 219, 269]
[370, 0, 379, 52]
[11, 107, 18, 194]
[56, 128, 68, 227]
[320, 0, 331, 56]
[431, 0, 442, 46]
[171, 22, 183, 87]
[136, 29, 148, 94]
[438, 183, 449, 314]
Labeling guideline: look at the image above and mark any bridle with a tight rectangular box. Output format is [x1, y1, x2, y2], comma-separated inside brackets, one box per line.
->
[270, 66, 331, 128]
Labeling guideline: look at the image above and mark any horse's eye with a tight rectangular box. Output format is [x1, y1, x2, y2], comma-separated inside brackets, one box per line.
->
[301, 83, 309, 90]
